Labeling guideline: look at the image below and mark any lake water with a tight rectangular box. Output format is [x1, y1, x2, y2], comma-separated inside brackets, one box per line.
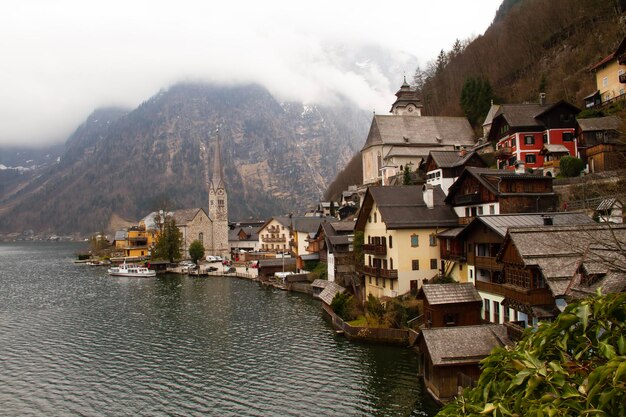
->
[0, 242, 439, 416]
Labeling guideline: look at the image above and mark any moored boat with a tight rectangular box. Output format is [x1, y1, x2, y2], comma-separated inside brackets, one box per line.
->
[107, 262, 156, 277]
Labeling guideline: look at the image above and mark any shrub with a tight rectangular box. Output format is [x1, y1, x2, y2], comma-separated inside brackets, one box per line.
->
[559, 156, 585, 177]
[331, 292, 357, 321]
[366, 294, 384, 320]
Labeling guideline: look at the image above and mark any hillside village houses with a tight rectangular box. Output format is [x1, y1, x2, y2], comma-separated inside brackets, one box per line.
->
[585, 36, 626, 108]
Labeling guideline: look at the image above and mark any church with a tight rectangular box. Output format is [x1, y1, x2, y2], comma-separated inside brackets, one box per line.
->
[133, 131, 230, 260]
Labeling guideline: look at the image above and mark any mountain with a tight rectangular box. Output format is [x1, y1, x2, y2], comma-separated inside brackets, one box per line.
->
[415, 0, 626, 121]
[0, 83, 370, 235]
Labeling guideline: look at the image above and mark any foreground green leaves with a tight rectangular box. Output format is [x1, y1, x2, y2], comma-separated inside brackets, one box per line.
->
[437, 292, 626, 417]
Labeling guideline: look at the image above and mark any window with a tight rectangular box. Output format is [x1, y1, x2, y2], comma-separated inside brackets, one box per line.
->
[411, 234, 419, 247]
[412, 260, 420, 270]
[430, 259, 437, 270]
[369, 276, 372, 284]
[374, 212, 377, 223]
[429, 234, 437, 246]
[493, 301, 500, 324]
[390, 280, 394, 291]
[465, 207, 471, 217]
[562, 132, 573, 142]
[542, 132, 548, 144]
[525, 153, 536, 164]
[503, 306, 510, 323]
[389, 236, 393, 249]
[390, 258, 393, 270]
[484, 299, 491, 321]
[524, 135, 534, 145]
[477, 206, 484, 215]
[602, 77, 608, 87]
[511, 138, 516, 147]
[489, 205, 495, 214]
[382, 278, 386, 288]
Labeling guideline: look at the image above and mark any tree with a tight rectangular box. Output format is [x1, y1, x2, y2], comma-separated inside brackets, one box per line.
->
[460, 77, 493, 128]
[152, 212, 182, 262]
[560, 156, 585, 177]
[189, 240, 205, 265]
[403, 164, 412, 185]
[437, 292, 626, 417]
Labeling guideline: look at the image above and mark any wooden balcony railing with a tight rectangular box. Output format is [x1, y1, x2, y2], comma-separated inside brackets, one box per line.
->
[495, 147, 513, 159]
[503, 285, 554, 306]
[441, 250, 466, 261]
[362, 244, 387, 256]
[362, 265, 398, 279]
[454, 193, 482, 205]
[263, 237, 286, 243]
[475, 256, 503, 271]
[475, 280, 506, 296]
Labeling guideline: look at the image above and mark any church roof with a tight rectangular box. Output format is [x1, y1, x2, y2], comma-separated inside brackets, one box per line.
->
[361, 115, 474, 151]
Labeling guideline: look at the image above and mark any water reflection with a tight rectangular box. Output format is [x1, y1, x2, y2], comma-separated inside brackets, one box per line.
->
[0, 242, 439, 416]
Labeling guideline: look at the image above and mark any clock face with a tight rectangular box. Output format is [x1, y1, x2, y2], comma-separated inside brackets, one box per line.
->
[217, 189, 224, 195]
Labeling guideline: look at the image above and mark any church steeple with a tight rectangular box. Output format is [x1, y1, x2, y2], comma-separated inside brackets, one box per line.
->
[207, 127, 229, 257]
[390, 76, 423, 116]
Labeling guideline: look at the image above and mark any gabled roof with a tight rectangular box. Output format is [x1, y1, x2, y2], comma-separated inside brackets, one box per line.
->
[459, 212, 595, 238]
[482, 104, 501, 127]
[356, 185, 458, 230]
[419, 324, 511, 366]
[292, 217, 336, 233]
[489, 101, 580, 138]
[427, 150, 483, 169]
[590, 37, 626, 71]
[361, 115, 475, 151]
[418, 283, 482, 305]
[540, 144, 570, 154]
[259, 216, 292, 233]
[597, 198, 622, 211]
[318, 281, 345, 306]
[577, 116, 622, 132]
[445, 167, 553, 203]
[172, 208, 207, 225]
[498, 224, 626, 297]
[114, 230, 128, 241]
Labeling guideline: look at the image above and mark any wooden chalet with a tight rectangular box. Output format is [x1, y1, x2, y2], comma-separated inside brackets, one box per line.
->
[576, 116, 625, 173]
[417, 324, 511, 403]
[439, 213, 595, 324]
[416, 283, 482, 328]
[444, 167, 557, 224]
[497, 224, 626, 327]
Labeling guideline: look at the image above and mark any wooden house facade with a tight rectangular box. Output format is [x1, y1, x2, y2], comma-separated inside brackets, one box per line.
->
[417, 283, 482, 328]
[417, 324, 511, 403]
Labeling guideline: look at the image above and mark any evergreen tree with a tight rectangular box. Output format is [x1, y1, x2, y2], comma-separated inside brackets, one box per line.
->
[460, 77, 493, 128]
[188, 240, 205, 265]
[403, 164, 412, 185]
[152, 213, 182, 262]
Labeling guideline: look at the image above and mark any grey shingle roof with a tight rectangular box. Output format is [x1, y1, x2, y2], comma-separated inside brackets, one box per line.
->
[362, 115, 475, 151]
[577, 116, 621, 132]
[420, 283, 482, 305]
[464, 212, 595, 238]
[495, 104, 545, 128]
[172, 208, 205, 225]
[420, 324, 511, 366]
[541, 144, 569, 154]
[292, 217, 336, 233]
[429, 150, 477, 168]
[366, 185, 458, 229]
[319, 282, 345, 306]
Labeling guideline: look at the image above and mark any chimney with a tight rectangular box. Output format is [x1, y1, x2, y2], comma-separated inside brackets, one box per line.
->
[423, 184, 434, 209]
[515, 161, 525, 174]
[458, 148, 467, 157]
[539, 93, 546, 106]
[542, 215, 554, 226]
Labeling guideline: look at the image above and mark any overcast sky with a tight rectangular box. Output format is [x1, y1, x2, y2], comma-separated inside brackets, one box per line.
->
[0, 0, 502, 147]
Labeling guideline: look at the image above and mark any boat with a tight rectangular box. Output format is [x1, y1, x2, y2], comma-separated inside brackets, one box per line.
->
[107, 262, 156, 277]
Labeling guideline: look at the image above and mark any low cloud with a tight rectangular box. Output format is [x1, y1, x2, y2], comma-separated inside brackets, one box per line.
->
[0, 0, 499, 146]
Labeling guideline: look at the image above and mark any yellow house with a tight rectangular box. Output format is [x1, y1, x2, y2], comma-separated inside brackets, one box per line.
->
[118, 224, 156, 258]
[355, 185, 458, 299]
[587, 37, 626, 107]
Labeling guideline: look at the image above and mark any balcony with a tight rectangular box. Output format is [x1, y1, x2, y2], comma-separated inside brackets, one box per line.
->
[475, 256, 503, 271]
[441, 249, 466, 261]
[362, 243, 387, 256]
[263, 237, 286, 243]
[475, 280, 506, 296]
[363, 265, 398, 279]
[503, 285, 554, 306]
[454, 193, 481, 205]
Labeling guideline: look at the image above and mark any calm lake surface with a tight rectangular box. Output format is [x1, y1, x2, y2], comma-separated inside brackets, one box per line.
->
[0, 242, 439, 416]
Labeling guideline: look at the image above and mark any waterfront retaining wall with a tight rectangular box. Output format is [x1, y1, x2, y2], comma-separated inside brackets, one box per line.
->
[321, 303, 409, 345]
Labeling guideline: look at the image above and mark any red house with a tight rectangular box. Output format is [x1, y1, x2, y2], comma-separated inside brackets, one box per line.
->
[489, 98, 580, 172]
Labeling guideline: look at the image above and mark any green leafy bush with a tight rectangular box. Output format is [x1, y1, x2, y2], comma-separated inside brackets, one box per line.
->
[559, 156, 585, 177]
[331, 292, 356, 321]
[437, 292, 626, 417]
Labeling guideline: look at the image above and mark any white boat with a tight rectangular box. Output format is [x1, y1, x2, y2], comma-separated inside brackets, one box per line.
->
[107, 262, 156, 277]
